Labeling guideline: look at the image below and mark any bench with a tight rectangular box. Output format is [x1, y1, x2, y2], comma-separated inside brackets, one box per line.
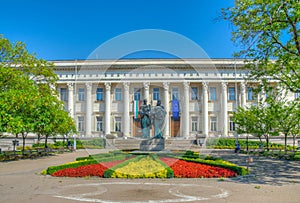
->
[2, 151, 20, 161]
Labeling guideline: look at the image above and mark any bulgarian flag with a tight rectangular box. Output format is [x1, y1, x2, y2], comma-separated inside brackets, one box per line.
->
[134, 100, 141, 119]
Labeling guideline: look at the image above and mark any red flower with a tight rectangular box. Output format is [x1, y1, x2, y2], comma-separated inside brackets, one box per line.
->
[160, 157, 237, 178]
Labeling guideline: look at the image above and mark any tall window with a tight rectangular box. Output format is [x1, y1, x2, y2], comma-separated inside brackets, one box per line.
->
[60, 88, 67, 101]
[210, 117, 217, 131]
[295, 92, 300, 99]
[153, 88, 160, 100]
[115, 117, 121, 132]
[172, 87, 179, 100]
[191, 87, 198, 100]
[209, 87, 217, 101]
[96, 116, 103, 131]
[115, 88, 122, 101]
[191, 117, 198, 132]
[228, 87, 235, 101]
[78, 116, 84, 132]
[96, 88, 104, 101]
[229, 116, 235, 131]
[247, 87, 253, 100]
[134, 88, 141, 101]
[78, 88, 85, 101]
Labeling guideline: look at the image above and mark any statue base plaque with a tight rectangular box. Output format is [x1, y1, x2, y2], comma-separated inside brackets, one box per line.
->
[140, 138, 165, 151]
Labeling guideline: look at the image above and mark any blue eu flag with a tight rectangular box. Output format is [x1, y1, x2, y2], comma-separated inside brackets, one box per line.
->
[172, 99, 180, 119]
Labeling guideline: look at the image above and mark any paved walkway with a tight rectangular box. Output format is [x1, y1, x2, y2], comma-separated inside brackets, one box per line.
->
[0, 149, 299, 203]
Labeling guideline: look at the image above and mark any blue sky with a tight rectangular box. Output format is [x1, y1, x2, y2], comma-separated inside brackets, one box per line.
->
[1, 0, 238, 60]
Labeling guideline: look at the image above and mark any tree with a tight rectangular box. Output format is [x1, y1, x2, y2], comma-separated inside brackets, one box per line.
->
[233, 102, 278, 150]
[0, 36, 76, 151]
[222, 0, 300, 92]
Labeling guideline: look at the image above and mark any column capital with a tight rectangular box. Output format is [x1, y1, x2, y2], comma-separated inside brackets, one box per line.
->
[104, 82, 111, 91]
[202, 82, 209, 91]
[183, 81, 190, 90]
[123, 82, 130, 91]
[67, 83, 74, 91]
[163, 82, 169, 90]
[221, 82, 228, 91]
[143, 82, 150, 90]
[85, 82, 92, 90]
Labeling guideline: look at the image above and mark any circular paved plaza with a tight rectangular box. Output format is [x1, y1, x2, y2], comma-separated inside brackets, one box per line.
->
[0, 149, 300, 203]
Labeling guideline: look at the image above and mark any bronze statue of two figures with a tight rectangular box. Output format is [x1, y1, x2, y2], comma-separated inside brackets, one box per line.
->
[139, 99, 166, 139]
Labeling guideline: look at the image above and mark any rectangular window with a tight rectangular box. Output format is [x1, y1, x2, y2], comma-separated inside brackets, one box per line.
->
[60, 88, 67, 101]
[210, 117, 217, 132]
[96, 88, 104, 101]
[115, 117, 121, 132]
[228, 87, 235, 101]
[115, 88, 122, 101]
[247, 87, 253, 100]
[191, 87, 198, 100]
[96, 116, 103, 131]
[134, 88, 141, 101]
[191, 117, 198, 132]
[229, 117, 235, 131]
[172, 87, 179, 100]
[78, 88, 85, 101]
[209, 87, 217, 101]
[153, 88, 160, 100]
[295, 92, 300, 99]
[78, 116, 84, 132]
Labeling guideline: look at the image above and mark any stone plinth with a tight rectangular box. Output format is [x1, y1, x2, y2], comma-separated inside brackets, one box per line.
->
[140, 138, 165, 151]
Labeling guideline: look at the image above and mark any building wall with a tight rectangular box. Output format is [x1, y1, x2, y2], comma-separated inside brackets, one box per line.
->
[54, 59, 298, 138]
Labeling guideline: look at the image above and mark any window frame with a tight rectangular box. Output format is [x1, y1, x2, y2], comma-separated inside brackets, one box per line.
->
[209, 87, 217, 101]
[96, 116, 103, 132]
[191, 87, 198, 100]
[78, 88, 85, 101]
[210, 116, 217, 132]
[60, 88, 67, 102]
[228, 87, 235, 101]
[153, 87, 160, 101]
[78, 116, 85, 132]
[115, 88, 122, 101]
[134, 88, 141, 101]
[172, 87, 179, 100]
[96, 88, 104, 101]
[191, 116, 198, 132]
[229, 116, 235, 131]
[115, 117, 122, 132]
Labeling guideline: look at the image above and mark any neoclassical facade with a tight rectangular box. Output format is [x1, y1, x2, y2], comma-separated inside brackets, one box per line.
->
[54, 59, 296, 139]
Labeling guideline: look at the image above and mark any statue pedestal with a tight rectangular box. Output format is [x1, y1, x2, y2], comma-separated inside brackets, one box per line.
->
[140, 138, 165, 151]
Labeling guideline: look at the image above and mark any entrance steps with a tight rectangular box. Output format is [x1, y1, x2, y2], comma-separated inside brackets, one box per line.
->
[112, 138, 199, 151]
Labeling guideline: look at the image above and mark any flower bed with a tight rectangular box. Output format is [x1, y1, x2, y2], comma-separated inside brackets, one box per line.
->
[160, 157, 237, 178]
[52, 159, 125, 177]
[107, 155, 172, 178]
[46, 152, 247, 178]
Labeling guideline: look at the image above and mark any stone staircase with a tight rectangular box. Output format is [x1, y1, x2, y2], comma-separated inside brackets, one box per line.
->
[112, 138, 200, 151]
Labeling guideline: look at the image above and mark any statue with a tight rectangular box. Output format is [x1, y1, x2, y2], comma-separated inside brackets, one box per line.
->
[151, 100, 166, 139]
[139, 99, 151, 138]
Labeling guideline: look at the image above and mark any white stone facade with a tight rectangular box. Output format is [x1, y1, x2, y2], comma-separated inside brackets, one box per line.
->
[54, 59, 298, 138]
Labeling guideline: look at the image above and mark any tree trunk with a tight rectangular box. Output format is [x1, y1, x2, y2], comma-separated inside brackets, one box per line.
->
[284, 133, 287, 152]
[22, 133, 26, 155]
[45, 135, 48, 148]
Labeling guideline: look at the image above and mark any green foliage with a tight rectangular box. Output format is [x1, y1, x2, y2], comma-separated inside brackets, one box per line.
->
[70, 138, 105, 149]
[206, 138, 294, 150]
[222, 1, 300, 92]
[182, 150, 199, 159]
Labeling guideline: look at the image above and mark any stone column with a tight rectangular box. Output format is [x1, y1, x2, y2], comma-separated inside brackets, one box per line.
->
[202, 82, 209, 137]
[221, 82, 228, 137]
[163, 82, 170, 138]
[85, 82, 92, 137]
[67, 83, 74, 118]
[183, 82, 190, 138]
[123, 82, 130, 137]
[105, 82, 111, 136]
[143, 82, 150, 102]
[240, 82, 246, 108]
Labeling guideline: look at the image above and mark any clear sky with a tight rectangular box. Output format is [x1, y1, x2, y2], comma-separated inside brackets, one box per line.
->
[1, 0, 238, 60]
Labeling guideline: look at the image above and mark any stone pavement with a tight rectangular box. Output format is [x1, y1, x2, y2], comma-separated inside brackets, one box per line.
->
[0, 149, 299, 203]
